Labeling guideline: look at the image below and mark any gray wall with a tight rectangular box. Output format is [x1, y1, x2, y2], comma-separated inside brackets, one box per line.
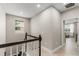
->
[61, 7, 79, 20]
[61, 7, 79, 45]
[0, 5, 6, 56]
[6, 14, 30, 55]
[31, 7, 61, 51]
[6, 14, 30, 43]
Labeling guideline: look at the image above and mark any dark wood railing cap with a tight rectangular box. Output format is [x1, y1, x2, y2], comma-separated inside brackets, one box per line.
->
[0, 38, 39, 48]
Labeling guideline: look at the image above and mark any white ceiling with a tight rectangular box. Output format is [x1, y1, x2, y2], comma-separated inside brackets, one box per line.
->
[52, 3, 79, 12]
[0, 3, 79, 18]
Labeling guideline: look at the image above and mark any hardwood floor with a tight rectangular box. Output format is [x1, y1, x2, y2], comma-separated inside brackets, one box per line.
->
[53, 38, 79, 56]
[42, 38, 79, 56]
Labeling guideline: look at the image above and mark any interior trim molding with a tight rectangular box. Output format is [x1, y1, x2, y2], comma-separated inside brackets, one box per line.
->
[31, 5, 61, 19]
[41, 46, 52, 55]
[42, 44, 65, 55]
[52, 44, 65, 53]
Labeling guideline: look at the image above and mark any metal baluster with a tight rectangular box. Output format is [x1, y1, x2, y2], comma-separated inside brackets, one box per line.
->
[24, 32, 27, 56]
[33, 42, 35, 56]
[22, 43, 26, 56]
[16, 45, 18, 56]
[10, 47, 12, 56]
[35, 41, 39, 56]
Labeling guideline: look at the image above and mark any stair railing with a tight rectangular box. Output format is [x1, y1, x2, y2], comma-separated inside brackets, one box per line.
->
[0, 32, 42, 56]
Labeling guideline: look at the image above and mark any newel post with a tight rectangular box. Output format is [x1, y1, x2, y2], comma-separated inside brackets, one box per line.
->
[24, 32, 27, 54]
[39, 35, 42, 56]
[25, 32, 27, 40]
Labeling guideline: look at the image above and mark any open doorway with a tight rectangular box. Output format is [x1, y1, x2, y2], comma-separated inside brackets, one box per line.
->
[63, 18, 78, 49]
[64, 23, 74, 38]
[60, 18, 79, 55]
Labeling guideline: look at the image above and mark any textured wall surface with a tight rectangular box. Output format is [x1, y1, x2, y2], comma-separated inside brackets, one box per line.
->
[6, 14, 30, 55]
[31, 7, 61, 51]
[0, 5, 6, 56]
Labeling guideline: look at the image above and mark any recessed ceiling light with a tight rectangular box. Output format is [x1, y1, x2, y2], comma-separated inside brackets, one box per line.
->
[63, 3, 67, 5]
[36, 4, 40, 8]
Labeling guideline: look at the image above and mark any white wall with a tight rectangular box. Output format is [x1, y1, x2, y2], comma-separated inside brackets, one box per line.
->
[6, 14, 30, 55]
[62, 7, 79, 20]
[6, 14, 30, 43]
[31, 7, 61, 51]
[0, 5, 6, 56]
[61, 7, 79, 44]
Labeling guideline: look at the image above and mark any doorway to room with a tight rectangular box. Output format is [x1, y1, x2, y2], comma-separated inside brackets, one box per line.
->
[64, 18, 78, 47]
[62, 18, 79, 55]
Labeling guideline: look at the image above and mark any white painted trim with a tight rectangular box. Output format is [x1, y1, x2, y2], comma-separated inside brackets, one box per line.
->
[52, 44, 65, 53]
[42, 44, 65, 55]
[41, 46, 52, 54]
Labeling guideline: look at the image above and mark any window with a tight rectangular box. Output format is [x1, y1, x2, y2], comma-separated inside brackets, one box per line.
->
[15, 20, 24, 33]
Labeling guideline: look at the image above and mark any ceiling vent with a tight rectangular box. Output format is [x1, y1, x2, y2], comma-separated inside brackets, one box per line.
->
[65, 3, 75, 8]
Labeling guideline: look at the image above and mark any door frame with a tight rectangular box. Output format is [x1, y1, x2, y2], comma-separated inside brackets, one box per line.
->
[61, 20, 66, 45]
[62, 18, 78, 45]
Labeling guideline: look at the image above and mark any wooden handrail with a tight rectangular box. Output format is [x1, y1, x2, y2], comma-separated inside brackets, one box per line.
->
[25, 32, 38, 39]
[1, 32, 42, 56]
[0, 38, 39, 48]
[27, 34, 38, 38]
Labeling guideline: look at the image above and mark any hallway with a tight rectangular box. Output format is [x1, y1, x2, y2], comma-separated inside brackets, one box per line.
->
[0, 3, 79, 56]
[53, 38, 79, 56]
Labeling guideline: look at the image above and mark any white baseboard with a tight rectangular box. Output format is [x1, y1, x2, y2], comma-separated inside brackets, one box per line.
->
[52, 44, 65, 53]
[41, 46, 52, 54]
[42, 44, 65, 55]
